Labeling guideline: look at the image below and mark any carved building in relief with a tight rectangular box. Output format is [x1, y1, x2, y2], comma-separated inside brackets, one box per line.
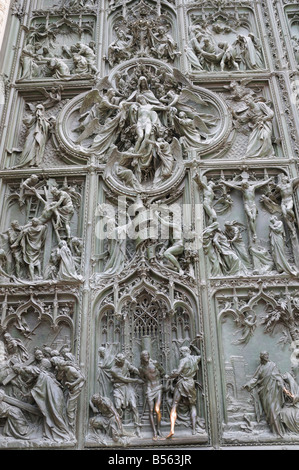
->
[0, 0, 298, 449]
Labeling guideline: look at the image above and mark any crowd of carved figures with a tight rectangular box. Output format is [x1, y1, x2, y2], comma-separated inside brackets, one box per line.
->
[0, 331, 85, 442]
[196, 170, 299, 279]
[88, 338, 203, 444]
[0, 0, 299, 448]
[0, 176, 83, 283]
[186, 24, 264, 72]
[105, 4, 180, 66]
[18, 14, 98, 81]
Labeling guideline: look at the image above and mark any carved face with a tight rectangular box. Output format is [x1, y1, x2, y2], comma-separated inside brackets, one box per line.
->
[138, 77, 148, 90]
[179, 346, 190, 357]
[260, 351, 269, 363]
[98, 347, 105, 358]
[34, 349, 43, 361]
[11, 220, 20, 230]
[141, 350, 150, 364]
[115, 353, 125, 366]
[31, 218, 39, 227]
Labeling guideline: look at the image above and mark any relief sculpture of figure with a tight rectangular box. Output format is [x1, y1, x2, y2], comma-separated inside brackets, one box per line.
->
[106, 29, 133, 67]
[166, 344, 201, 439]
[276, 174, 299, 239]
[243, 351, 299, 436]
[11, 218, 47, 280]
[155, 209, 184, 275]
[50, 187, 75, 241]
[47, 58, 71, 80]
[269, 216, 298, 277]
[89, 394, 127, 445]
[185, 29, 204, 71]
[73, 42, 97, 74]
[12, 362, 73, 442]
[224, 221, 251, 269]
[19, 44, 39, 80]
[7, 221, 23, 278]
[0, 389, 30, 440]
[10, 104, 53, 169]
[150, 26, 180, 62]
[240, 95, 275, 159]
[212, 224, 245, 276]
[97, 346, 116, 397]
[18, 174, 39, 207]
[193, 173, 218, 223]
[279, 372, 299, 433]
[202, 222, 223, 277]
[221, 176, 272, 242]
[235, 33, 264, 70]
[51, 356, 85, 429]
[139, 350, 165, 440]
[110, 353, 143, 437]
[55, 240, 83, 282]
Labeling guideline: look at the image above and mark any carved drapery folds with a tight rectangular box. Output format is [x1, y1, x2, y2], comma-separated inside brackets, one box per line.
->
[186, 3, 265, 73]
[0, 0, 299, 450]
[18, 12, 97, 82]
[0, 287, 84, 446]
[87, 276, 206, 445]
[0, 177, 84, 284]
[216, 282, 299, 442]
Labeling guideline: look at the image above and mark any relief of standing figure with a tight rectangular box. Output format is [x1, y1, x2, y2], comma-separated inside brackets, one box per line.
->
[139, 350, 165, 440]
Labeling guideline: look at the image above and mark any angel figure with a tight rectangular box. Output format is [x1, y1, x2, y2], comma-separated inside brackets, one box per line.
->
[174, 111, 209, 148]
[40, 85, 63, 109]
[223, 79, 256, 101]
[232, 310, 257, 345]
[149, 136, 182, 185]
[106, 147, 143, 191]
[160, 87, 217, 139]
[74, 77, 128, 154]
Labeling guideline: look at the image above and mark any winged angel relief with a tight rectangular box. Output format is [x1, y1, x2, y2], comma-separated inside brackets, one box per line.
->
[60, 68, 227, 193]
